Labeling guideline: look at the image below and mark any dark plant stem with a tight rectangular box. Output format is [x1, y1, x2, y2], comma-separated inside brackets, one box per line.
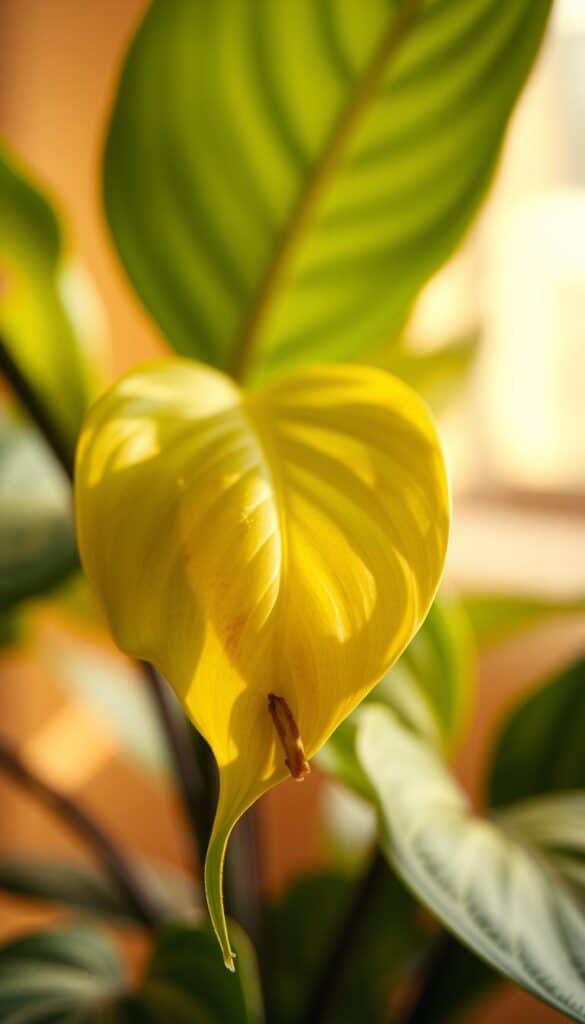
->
[302, 848, 389, 1024]
[0, 340, 74, 476]
[142, 662, 210, 870]
[0, 338, 206, 888]
[0, 735, 163, 928]
[398, 930, 480, 1024]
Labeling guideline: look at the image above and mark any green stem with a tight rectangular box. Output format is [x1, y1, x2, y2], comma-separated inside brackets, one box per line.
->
[0, 338, 206, 890]
[0, 734, 163, 928]
[302, 849, 389, 1024]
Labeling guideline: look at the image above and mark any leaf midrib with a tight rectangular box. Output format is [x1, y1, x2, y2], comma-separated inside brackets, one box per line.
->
[229, 0, 421, 382]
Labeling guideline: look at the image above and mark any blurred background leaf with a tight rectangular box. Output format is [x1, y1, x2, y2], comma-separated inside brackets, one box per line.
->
[0, 143, 107, 448]
[0, 921, 262, 1023]
[464, 592, 585, 650]
[263, 867, 421, 1024]
[489, 655, 585, 806]
[104, 0, 551, 381]
[112, 922, 262, 1024]
[36, 630, 171, 778]
[0, 925, 126, 1022]
[318, 592, 476, 795]
[0, 409, 77, 611]
[368, 328, 480, 413]
[0, 856, 195, 926]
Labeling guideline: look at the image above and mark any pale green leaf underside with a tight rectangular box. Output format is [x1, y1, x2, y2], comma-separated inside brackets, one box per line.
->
[105, 0, 551, 379]
[358, 706, 585, 1022]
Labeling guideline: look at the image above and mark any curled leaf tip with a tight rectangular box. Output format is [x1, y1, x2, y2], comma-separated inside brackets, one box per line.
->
[268, 693, 311, 781]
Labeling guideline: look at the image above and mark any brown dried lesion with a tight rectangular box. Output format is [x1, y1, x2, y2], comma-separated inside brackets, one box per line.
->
[268, 693, 311, 781]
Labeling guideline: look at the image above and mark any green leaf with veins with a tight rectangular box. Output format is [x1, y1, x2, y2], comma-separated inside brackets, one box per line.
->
[358, 704, 585, 1023]
[104, 0, 551, 379]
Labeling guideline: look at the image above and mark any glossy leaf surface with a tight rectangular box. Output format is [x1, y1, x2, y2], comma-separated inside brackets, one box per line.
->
[105, 0, 551, 379]
[358, 705, 585, 1022]
[75, 356, 449, 965]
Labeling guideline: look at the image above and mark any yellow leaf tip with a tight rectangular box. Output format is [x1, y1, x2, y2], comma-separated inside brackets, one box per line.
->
[268, 693, 311, 781]
[224, 952, 236, 972]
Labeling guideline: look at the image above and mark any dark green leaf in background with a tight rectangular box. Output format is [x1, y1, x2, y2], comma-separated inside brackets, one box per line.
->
[489, 656, 585, 807]
[105, 0, 551, 380]
[263, 869, 420, 1024]
[116, 922, 263, 1024]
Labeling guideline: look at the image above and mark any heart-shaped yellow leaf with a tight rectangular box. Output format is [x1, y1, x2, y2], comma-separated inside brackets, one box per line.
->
[75, 358, 449, 965]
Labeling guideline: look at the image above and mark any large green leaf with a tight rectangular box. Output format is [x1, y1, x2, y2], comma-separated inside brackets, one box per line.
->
[0, 144, 105, 448]
[489, 656, 585, 808]
[0, 409, 77, 610]
[0, 925, 126, 1022]
[464, 592, 585, 650]
[358, 704, 585, 1022]
[105, 0, 551, 380]
[262, 867, 420, 1024]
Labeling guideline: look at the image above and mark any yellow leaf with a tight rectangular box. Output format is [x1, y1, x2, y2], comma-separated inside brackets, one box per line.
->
[75, 358, 449, 965]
